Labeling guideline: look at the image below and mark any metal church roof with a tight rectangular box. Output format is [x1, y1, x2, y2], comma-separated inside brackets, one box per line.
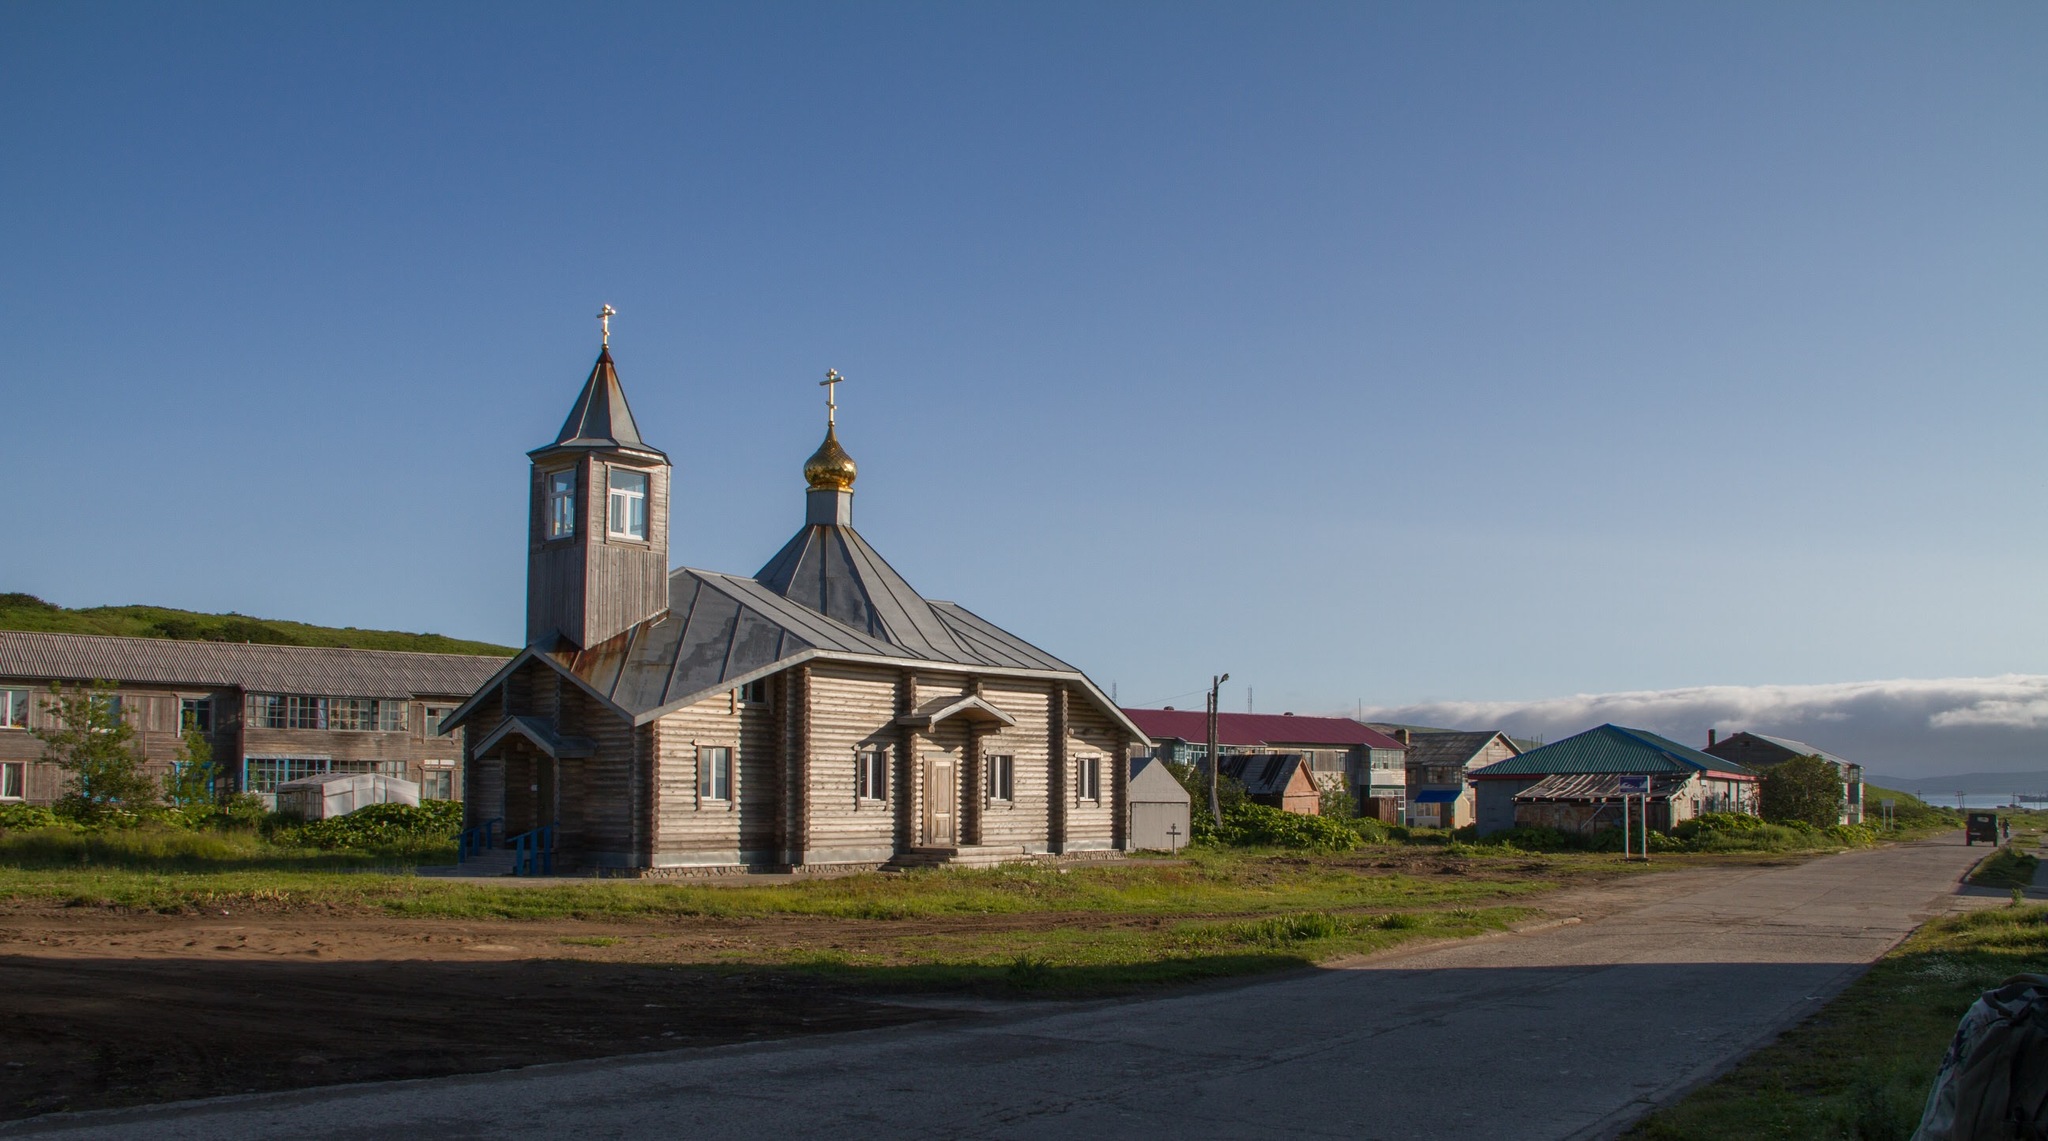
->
[753, 521, 983, 662]
[455, 560, 1136, 737]
[534, 347, 664, 458]
[0, 630, 507, 699]
[1470, 724, 1757, 779]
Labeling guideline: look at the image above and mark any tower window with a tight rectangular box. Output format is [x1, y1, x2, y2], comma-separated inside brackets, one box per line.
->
[546, 469, 577, 539]
[607, 469, 648, 539]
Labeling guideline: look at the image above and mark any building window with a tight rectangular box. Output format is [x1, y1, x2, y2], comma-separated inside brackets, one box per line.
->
[421, 706, 452, 736]
[0, 688, 27, 730]
[242, 755, 331, 793]
[985, 754, 1014, 802]
[249, 695, 405, 731]
[546, 469, 577, 539]
[1076, 755, 1101, 801]
[607, 468, 648, 539]
[0, 762, 22, 800]
[737, 679, 769, 705]
[422, 769, 453, 800]
[858, 749, 888, 801]
[179, 697, 213, 733]
[698, 746, 732, 801]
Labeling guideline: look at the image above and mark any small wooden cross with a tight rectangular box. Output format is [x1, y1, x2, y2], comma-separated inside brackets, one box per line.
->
[821, 368, 844, 426]
[597, 304, 617, 347]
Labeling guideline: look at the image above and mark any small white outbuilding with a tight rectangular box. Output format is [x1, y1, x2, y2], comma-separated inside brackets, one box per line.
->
[275, 772, 421, 820]
[1127, 756, 1194, 852]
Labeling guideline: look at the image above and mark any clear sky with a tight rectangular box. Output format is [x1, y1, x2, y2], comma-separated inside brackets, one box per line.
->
[3, 4, 2044, 757]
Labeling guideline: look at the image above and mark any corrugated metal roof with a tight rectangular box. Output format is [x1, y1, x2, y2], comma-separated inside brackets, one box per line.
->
[1471, 724, 1757, 779]
[1219, 753, 1316, 797]
[1710, 732, 1855, 771]
[1122, 709, 1405, 750]
[0, 630, 507, 699]
[1404, 731, 1517, 769]
[1513, 772, 1693, 801]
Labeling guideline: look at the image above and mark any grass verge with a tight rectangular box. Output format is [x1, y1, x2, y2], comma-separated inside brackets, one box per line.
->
[1968, 846, 2040, 890]
[1625, 903, 2048, 1141]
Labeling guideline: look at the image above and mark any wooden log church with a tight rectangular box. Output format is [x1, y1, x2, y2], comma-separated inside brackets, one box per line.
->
[443, 323, 1146, 873]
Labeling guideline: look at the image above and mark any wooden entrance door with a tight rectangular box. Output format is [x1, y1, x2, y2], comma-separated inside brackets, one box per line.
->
[923, 754, 957, 848]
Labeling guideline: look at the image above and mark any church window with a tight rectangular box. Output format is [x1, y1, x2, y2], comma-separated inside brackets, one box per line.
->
[985, 755, 1013, 802]
[738, 679, 768, 705]
[698, 746, 732, 801]
[607, 469, 648, 539]
[1076, 755, 1101, 801]
[546, 469, 577, 539]
[857, 749, 887, 801]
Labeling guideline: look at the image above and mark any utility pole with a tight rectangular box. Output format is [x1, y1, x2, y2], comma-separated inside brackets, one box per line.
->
[1207, 672, 1230, 827]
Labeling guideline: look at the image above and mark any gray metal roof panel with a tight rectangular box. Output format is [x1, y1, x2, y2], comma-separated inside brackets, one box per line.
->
[0, 631, 506, 699]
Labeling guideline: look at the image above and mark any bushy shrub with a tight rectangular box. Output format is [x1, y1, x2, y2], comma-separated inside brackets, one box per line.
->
[1213, 803, 1358, 853]
[266, 801, 465, 853]
[0, 803, 68, 831]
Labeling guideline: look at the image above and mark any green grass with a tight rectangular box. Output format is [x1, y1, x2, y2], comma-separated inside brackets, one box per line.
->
[1862, 785, 1966, 840]
[0, 826, 447, 873]
[746, 905, 1533, 995]
[1627, 904, 2048, 1141]
[1967, 845, 2039, 890]
[0, 847, 1574, 920]
[0, 592, 513, 656]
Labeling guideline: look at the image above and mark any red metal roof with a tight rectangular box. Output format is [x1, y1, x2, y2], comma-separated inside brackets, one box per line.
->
[1121, 708, 1404, 750]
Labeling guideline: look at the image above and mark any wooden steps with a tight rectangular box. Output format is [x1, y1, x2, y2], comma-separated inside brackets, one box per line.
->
[885, 845, 1033, 871]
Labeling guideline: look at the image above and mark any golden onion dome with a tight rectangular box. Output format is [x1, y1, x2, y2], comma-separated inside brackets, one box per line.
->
[804, 425, 857, 491]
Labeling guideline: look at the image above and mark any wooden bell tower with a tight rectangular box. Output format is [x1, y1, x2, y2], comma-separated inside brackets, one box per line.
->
[525, 308, 671, 649]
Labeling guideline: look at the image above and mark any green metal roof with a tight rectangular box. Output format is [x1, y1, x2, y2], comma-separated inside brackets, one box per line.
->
[1470, 724, 1758, 779]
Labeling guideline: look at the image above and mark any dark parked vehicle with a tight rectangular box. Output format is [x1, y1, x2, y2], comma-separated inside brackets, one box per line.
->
[1966, 811, 2000, 846]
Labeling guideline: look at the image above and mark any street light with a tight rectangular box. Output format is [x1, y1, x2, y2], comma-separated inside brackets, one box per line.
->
[1207, 673, 1230, 827]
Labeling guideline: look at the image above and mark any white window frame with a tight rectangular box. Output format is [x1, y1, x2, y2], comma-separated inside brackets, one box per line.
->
[421, 706, 452, 737]
[546, 468, 577, 539]
[0, 688, 27, 730]
[985, 754, 1014, 802]
[421, 768, 454, 800]
[0, 761, 23, 800]
[857, 749, 888, 802]
[1076, 755, 1101, 802]
[606, 467, 649, 540]
[698, 745, 732, 802]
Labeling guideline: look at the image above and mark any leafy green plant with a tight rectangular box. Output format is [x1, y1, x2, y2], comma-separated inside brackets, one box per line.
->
[34, 681, 158, 822]
[1759, 754, 1848, 828]
[265, 801, 465, 855]
[0, 803, 68, 831]
[162, 729, 219, 810]
[1212, 802, 1359, 852]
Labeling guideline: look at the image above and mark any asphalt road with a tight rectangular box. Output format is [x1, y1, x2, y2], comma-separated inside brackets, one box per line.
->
[8, 835, 1985, 1141]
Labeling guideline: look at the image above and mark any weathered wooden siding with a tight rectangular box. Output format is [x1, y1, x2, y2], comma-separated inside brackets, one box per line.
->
[558, 679, 639, 867]
[0, 677, 468, 808]
[527, 453, 671, 649]
[973, 678, 1056, 852]
[648, 687, 778, 867]
[802, 663, 904, 864]
[1062, 694, 1125, 850]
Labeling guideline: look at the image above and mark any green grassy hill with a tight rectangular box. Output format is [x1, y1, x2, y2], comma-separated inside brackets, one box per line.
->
[0, 593, 515, 657]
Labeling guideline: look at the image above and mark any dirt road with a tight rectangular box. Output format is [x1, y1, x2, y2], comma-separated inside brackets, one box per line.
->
[1, 835, 1983, 1140]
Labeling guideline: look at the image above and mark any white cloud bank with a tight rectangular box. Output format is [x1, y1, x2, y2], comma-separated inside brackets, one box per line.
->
[1360, 675, 2048, 780]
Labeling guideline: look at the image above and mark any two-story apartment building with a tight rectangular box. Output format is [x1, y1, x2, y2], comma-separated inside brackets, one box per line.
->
[0, 631, 506, 806]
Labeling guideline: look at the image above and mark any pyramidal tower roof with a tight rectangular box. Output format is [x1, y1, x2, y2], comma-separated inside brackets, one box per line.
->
[752, 376, 973, 659]
[532, 347, 665, 458]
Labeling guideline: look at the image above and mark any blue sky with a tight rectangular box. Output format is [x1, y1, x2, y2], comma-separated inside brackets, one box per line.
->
[3, 3, 2044, 762]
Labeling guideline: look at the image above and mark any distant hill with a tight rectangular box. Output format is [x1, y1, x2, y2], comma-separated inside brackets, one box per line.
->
[0, 593, 515, 657]
[1866, 771, 2048, 797]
